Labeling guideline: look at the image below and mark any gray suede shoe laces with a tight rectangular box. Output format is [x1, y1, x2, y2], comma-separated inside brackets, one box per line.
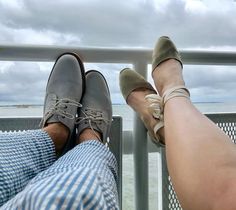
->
[76, 108, 111, 144]
[40, 98, 82, 126]
[145, 86, 190, 146]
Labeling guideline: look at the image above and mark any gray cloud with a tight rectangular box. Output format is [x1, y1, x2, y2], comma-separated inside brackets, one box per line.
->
[0, 61, 131, 105]
[0, 0, 236, 104]
[184, 65, 236, 102]
[0, 61, 51, 104]
[1, 0, 236, 47]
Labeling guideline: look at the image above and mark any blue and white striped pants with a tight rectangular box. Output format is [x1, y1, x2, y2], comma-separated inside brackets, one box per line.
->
[0, 130, 119, 209]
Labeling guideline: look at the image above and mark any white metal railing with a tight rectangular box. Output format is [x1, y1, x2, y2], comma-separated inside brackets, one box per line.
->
[1, 44, 236, 210]
[1, 44, 236, 65]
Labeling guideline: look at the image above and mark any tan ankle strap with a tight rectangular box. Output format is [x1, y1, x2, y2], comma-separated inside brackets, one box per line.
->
[145, 93, 164, 143]
[145, 86, 190, 123]
[145, 86, 190, 146]
[162, 86, 190, 105]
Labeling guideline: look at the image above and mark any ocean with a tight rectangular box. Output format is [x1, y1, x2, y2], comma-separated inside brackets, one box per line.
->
[1, 103, 236, 209]
[1, 103, 236, 128]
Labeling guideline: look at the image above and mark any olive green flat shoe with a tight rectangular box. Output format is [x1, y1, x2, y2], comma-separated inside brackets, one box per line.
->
[119, 68, 190, 147]
[152, 36, 182, 72]
[119, 68, 155, 101]
[41, 53, 86, 156]
[119, 68, 165, 146]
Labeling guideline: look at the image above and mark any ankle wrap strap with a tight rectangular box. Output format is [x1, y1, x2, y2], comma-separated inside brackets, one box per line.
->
[162, 85, 190, 105]
[145, 86, 190, 145]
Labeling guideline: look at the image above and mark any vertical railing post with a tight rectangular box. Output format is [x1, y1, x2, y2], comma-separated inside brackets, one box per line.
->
[157, 146, 164, 210]
[133, 62, 149, 210]
[161, 148, 170, 210]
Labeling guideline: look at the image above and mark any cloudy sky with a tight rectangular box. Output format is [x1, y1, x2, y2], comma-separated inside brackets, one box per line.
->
[0, 0, 236, 105]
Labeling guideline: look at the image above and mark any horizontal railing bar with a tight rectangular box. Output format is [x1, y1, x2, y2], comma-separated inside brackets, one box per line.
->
[0, 45, 150, 63]
[1, 44, 236, 65]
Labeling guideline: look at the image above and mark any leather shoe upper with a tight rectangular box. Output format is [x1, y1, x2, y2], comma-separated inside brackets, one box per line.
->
[77, 70, 112, 144]
[41, 53, 85, 136]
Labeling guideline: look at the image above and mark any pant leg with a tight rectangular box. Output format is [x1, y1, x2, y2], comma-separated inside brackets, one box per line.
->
[0, 130, 56, 206]
[1, 140, 119, 210]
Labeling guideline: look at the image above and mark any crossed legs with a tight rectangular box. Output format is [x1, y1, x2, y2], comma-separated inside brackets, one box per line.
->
[123, 44, 236, 209]
[0, 55, 118, 209]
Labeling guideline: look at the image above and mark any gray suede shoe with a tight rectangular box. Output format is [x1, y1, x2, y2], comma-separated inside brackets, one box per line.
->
[77, 70, 112, 144]
[41, 53, 85, 154]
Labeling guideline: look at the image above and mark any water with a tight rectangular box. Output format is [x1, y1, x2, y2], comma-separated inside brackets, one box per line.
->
[1, 103, 236, 209]
[2, 102, 235, 125]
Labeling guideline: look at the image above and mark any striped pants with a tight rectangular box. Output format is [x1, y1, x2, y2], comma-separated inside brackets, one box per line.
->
[0, 130, 119, 209]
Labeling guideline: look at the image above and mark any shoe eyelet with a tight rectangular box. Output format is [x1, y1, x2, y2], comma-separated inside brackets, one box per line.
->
[64, 106, 67, 109]
[62, 116, 65, 119]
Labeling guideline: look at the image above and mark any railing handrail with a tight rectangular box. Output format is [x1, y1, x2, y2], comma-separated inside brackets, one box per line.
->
[1, 44, 236, 65]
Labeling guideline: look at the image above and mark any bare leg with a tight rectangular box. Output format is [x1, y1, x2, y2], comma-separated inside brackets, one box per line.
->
[153, 59, 236, 210]
[43, 123, 69, 155]
[76, 128, 101, 144]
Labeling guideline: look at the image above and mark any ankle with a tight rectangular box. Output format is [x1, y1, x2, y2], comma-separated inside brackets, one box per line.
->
[76, 128, 102, 144]
[159, 78, 185, 96]
[43, 123, 69, 154]
[152, 59, 185, 96]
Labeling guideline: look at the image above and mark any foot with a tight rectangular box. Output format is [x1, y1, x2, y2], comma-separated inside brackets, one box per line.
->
[127, 88, 165, 140]
[41, 53, 85, 156]
[76, 128, 102, 144]
[119, 68, 165, 144]
[152, 59, 185, 96]
[77, 70, 112, 144]
[43, 123, 69, 155]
